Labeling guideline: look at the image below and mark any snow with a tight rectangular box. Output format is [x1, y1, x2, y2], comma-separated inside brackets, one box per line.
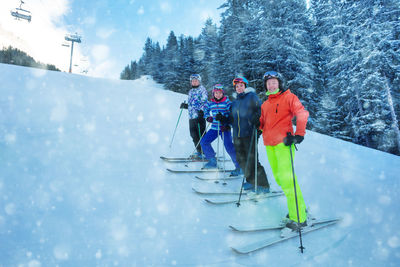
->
[0, 63, 400, 266]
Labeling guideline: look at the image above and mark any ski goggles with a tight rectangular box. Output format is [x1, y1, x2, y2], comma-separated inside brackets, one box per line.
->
[263, 71, 279, 80]
[212, 84, 224, 93]
[232, 77, 247, 86]
[190, 74, 201, 81]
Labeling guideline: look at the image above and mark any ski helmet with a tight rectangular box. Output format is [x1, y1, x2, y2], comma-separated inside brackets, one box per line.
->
[190, 74, 201, 83]
[263, 71, 282, 90]
[212, 84, 224, 94]
[232, 76, 249, 87]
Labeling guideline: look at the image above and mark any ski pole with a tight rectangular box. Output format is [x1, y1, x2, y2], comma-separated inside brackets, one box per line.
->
[169, 103, 185, 148]
[190, 122, 211, 156]
[221, 127, 226, 185]
[216, 121, 220, 172]
[236, 126, 256, 207]
[197, 123, 204, 157]
[287, 132, 305, 253]
[254, 128, 258, 194]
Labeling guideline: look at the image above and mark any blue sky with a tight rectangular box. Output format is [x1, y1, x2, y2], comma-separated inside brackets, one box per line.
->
[0, 0, 225, 78]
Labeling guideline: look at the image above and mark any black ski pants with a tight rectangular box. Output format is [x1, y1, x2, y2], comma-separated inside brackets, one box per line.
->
[189, 118, 206, 153]
[233, 136, 270, 187]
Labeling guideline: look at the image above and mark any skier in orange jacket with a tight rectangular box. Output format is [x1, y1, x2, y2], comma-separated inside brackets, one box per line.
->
[259, 70, 309, 230]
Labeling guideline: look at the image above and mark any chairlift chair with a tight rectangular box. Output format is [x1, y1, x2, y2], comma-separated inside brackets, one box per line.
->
[65, 34, 82, 43]
[10, 0, 32, 22]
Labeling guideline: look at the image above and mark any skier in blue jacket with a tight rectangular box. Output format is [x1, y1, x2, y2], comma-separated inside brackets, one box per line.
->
[230, 77, 270, 192]
[180, 74, 208, 158]
[200, 84, 241, 176]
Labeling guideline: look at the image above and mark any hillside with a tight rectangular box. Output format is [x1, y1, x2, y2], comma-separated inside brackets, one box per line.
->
[0, 63, 399, 266]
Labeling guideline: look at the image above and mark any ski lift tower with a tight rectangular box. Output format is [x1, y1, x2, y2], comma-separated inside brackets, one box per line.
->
[64, 33, 81, 73]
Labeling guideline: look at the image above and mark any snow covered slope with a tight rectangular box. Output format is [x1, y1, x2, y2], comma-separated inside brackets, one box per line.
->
[0, 63, 399, 266]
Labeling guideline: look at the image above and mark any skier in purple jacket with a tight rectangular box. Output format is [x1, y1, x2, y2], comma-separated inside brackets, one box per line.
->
[180, 74, 208, 158]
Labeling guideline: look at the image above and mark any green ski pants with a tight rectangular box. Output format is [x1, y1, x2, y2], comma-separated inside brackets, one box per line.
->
[266, 143, 307, 223]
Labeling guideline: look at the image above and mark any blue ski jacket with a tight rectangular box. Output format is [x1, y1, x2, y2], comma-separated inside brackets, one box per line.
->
[203, 96, 231, 131]
[230, 89, 262, 138]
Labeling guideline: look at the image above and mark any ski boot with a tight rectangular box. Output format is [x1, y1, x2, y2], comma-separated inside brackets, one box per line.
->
[202, 158, 217, 169]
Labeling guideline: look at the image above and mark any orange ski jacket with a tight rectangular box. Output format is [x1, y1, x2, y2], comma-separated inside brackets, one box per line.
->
[260, 89, 309, 146]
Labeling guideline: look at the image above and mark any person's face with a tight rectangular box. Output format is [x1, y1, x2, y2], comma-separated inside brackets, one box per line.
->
[214, 90, 223, 100]
[235, 82, 246, 94]
[266, 78, 279, 92]
[191, 79, 200, 87]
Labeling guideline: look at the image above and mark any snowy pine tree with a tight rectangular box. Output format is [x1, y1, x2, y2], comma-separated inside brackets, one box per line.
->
[258, 0, 315, 103]
[163, 31, 180, 91]
[197, 19, 219, 89]
[309, 0, 351, 138]
[218, 0, 251, 94]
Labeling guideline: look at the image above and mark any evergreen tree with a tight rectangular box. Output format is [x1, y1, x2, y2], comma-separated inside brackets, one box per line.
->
[258, 0, 315, 113]
[177, 36, 197, 94]
[120, 65, 131, 80]
[164, 31, 180, 91]
[151, 42, 164, 82]
[197, 18, 219, 89]
[348, 0, 400, 154]
[141, 37, 154, 75]
[240, 1, 263, 88]
[0, 46, 61, 71]
[218, 0, 250, 94]
[309, 0, 350, 138]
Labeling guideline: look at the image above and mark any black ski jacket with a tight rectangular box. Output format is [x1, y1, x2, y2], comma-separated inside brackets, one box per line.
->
[230, 90, 262, 138]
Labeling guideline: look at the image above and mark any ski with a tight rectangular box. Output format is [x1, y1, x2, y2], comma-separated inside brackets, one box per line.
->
[229, 217, 339, 232]
[160, 156, 228, 163]
[230, 219, 340, 254]
[204, 191, 284, 204]
[160, 156, 207, 162]
[192, 187, 247, 195]
[192, 186, 283, 196]
[167, 168, 234, 174]
[194, 175, 241, 181]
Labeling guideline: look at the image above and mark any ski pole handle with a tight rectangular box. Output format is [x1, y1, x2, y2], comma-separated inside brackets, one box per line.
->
[286, 132, 298, 151]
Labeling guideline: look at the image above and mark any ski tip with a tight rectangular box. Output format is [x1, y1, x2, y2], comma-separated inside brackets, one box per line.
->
[192, 187, 203, 194]
[229, 225, 238, 231]
[230, 247, 249, 254]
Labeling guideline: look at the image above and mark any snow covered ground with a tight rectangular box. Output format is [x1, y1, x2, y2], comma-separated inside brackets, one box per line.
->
[0, 63, 399, 266]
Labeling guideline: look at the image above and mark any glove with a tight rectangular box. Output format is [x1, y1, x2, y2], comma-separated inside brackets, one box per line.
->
[215, 113, 228, 123]
[283, 133, 304, 146]
[220, 125, 231, 132]
[206, 116, 213, 123]
[251, 113, 261, 128]
[215, 112, 223, 121]
[180, 102, 188, 109]
[295, 135, 304, 144]
[197, 110, 204, 119]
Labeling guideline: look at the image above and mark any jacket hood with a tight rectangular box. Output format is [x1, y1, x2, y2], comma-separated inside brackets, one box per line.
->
[234, 87, 256, 99]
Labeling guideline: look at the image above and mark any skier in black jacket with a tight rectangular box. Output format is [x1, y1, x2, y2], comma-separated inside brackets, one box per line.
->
[230, 77, 270, 193]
